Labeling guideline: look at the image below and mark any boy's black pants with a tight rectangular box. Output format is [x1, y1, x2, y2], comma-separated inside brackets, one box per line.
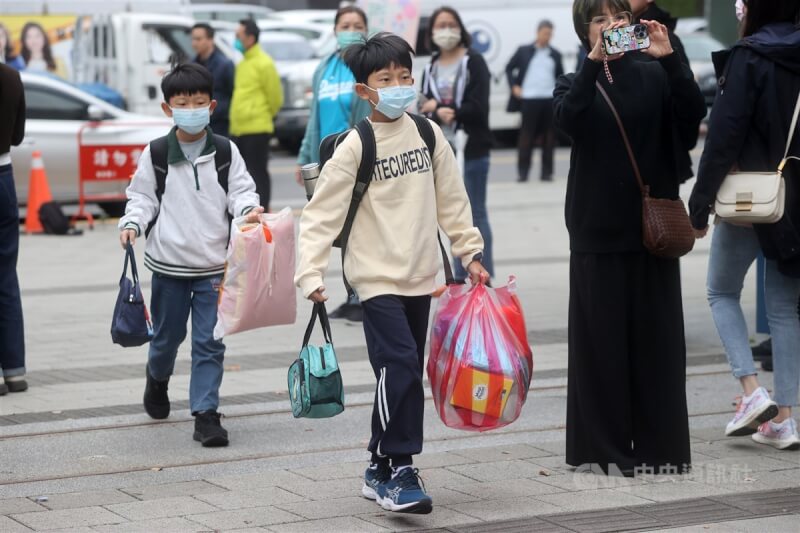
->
[362, 294, 431, 467]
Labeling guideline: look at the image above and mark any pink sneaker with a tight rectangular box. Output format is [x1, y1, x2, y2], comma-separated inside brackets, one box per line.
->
[752, 419, 800, 450]
[725, 387, 778, 437]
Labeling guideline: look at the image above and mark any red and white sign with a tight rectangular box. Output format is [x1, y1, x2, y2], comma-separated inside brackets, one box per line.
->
[79, 144, 145, 182]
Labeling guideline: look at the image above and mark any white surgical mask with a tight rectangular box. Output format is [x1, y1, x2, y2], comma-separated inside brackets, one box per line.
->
[170, 106, 210, 134]
[432, 28, 462, 51]
[363, 84, 417, 119]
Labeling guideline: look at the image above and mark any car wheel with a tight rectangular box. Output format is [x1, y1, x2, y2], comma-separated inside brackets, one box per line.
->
[98, 201, 127, 218]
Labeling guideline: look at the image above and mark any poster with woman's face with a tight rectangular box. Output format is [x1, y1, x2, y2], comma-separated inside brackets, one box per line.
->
[0, 15, 75, 78]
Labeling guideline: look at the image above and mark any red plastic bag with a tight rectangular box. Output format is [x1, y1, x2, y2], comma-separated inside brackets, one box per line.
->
[427, 277, 533, 431]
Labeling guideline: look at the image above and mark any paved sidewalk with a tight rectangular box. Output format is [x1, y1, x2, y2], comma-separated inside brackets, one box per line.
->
[1, 152, 798, 532]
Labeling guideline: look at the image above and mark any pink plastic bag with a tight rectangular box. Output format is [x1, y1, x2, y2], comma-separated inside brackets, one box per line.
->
[427, 277, 533, 431]
[214, 208, 297, 339]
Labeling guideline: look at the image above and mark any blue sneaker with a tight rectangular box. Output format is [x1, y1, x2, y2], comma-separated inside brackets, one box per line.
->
[376, 467, 432, 514]
[362, 462, 391, 500]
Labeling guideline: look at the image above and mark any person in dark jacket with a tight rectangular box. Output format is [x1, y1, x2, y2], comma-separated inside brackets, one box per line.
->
[0, 63, 27, 395]
[420, 6, 494, 281]
[689, 0, 800, 451]
[506, 20, 564, 182]
[555, 0, 705, 476]
[629, 0, 695, 183]
[629, 0, 690, 67]
[192, 23, 234, 137]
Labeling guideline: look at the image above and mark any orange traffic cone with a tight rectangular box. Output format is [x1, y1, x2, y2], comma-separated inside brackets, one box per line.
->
[25, 150, 53, 234]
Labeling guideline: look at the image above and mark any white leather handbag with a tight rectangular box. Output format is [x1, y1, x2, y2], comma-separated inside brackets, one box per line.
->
[715, 91, 800, 224]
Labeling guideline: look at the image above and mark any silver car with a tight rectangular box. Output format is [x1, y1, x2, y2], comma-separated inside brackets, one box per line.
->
[14, 73, 172, 216]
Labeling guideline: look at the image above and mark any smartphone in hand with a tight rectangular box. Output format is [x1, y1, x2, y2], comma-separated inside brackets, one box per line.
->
[602, 24, 650, 55]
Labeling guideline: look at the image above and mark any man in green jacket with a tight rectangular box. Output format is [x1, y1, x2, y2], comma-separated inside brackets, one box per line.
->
[230, 19, 284, 210]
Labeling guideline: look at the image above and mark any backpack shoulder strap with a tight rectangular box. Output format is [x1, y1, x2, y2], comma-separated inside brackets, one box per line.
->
[407, 113, 457, 285]
[334, 119, 376, 250]
[146, 136, 169, 238]
[212, 134, 232, 193]
[149, 136, 169, 202]
[408, 113, 436, 156]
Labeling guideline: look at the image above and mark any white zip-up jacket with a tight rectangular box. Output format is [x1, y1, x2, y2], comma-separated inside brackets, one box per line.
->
[119, 129, 259, 278]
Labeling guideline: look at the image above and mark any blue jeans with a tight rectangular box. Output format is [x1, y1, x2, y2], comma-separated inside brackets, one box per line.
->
[0, 164, 25, 379]
[707, 222, 800, 407]
[454, 156, 494, 281]
[148, 273, 225, 413]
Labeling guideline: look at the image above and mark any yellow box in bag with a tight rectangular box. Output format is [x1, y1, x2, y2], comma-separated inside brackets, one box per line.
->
[449, 365, 513, 418]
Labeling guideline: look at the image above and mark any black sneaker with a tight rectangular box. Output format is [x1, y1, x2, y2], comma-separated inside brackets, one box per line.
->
[5, 377, 28, 393]
[143, 366, 170, 420]
[0, 383, 7, 396]
[762, 357, 773, 372]
[752, 338, 772, 361]
[193, 410, 229, 447]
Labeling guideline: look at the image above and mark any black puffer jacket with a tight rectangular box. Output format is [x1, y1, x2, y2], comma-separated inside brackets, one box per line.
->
[689, 23, 800, 277]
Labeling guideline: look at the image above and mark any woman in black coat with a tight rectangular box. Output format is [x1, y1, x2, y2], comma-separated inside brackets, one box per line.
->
[419, 6, 494, 282]
[554, 0, 705, 475]
[689, 0, 800, 450]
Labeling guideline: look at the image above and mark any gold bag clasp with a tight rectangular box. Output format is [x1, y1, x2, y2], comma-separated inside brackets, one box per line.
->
[735, 192, 753, 212]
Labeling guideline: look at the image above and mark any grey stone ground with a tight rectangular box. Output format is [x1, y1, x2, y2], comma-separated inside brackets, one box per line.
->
[1, 148, 797, 532]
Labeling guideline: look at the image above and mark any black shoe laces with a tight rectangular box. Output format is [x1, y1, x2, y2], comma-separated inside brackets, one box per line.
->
[395, 468, 426, 491]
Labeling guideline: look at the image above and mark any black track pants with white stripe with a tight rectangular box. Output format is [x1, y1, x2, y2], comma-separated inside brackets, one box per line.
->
[362, 294, 432, 466]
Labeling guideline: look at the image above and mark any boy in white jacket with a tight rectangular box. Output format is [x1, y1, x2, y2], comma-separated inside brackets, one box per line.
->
[295, 33, 487, 514]
[119, 63, 262, 447]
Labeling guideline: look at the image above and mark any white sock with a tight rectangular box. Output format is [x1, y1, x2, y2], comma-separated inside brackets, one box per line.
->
[391, 465, 412, 479]
[770, 419, 788, 428]
[4, 375, 25, 382]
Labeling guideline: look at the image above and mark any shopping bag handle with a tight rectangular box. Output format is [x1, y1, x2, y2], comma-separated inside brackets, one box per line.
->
[121, 242, 140, 288]
[302, 302, 333, 348]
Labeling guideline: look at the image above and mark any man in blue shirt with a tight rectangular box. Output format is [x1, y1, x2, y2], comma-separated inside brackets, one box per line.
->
[192, 23, 234, 137]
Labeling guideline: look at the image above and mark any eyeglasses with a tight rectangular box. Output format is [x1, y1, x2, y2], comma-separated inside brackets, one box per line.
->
[587, 12, 632, 26]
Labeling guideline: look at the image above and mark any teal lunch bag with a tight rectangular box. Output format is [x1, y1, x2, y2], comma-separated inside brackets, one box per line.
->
[288, 303, 345, 418]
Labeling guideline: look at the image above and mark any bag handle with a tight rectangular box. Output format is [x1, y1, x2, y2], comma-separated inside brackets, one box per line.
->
[595, 82, 649, 196]
[122, 242, 140, 288]
[779, 89, 800, 173]
[302, 302, 333, 348]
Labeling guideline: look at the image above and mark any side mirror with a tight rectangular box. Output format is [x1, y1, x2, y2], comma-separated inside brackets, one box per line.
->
[87, 104, 106, 122]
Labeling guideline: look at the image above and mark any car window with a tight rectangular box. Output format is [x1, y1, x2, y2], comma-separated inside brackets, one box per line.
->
[25, 86, 89, 121]
[260, 39, 315, 61]
[143, 26, 193, 64]
[268, 27, 322, 41]
[680, 34, 724, 62]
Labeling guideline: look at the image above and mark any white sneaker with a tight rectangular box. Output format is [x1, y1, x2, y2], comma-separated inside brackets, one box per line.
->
[725, 387, 778, 437]
[752, 418, 800, 450]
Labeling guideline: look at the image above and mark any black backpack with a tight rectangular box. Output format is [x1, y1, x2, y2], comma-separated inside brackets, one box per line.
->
[318, 113, 455, 294]
[146, 134, 232, 238]
[38, 201, 71, 235]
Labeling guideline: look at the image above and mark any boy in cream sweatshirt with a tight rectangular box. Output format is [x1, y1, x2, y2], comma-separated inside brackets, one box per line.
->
[295, 33, 487, 514]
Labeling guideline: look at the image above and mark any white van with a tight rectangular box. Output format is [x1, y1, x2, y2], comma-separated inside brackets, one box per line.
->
[414, 0, 580, 132]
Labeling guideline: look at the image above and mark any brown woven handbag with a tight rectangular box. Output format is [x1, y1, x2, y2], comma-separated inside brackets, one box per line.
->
[596, 83, 695, 258]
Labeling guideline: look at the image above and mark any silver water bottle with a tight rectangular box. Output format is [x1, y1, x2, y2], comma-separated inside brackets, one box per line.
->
[301, 163, 320, 200]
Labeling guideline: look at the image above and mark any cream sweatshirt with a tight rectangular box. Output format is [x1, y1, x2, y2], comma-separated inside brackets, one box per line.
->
[295, 114, 484, 301]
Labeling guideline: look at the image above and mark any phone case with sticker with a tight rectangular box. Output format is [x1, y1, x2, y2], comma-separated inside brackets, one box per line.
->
[602, 24, 650, 55]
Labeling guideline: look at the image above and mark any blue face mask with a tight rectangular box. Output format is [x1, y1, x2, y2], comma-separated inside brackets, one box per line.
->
[234, 38, 246, 53]
[171, 106, 210, 134]
[336, 31, 364, 49]
[365, 85, 417, 120]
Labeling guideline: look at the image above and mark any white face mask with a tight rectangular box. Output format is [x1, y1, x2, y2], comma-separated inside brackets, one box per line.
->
[735, 0, 746, 22]
[432, 28, 461, 51]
